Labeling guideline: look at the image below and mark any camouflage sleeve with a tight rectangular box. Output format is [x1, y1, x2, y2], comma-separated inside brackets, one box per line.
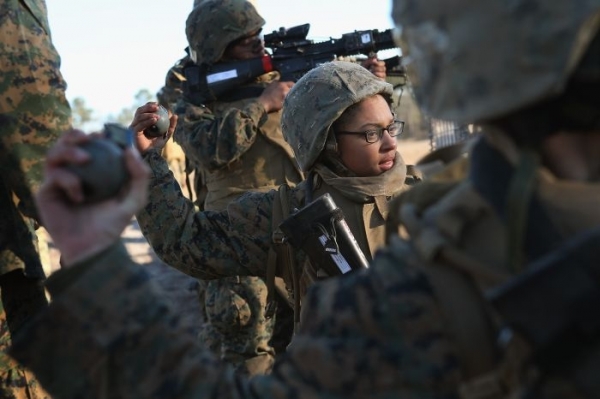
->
[10, 238, 459, 398]
[9, 242, 255, 399]
[136, 149, 274, 280]
[173, 98, 267, 172]
[275, 238, 462, 398]
[0, 0, 72, 219]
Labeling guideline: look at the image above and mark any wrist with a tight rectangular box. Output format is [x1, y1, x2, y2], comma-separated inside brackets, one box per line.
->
[59, 238, 119, 268]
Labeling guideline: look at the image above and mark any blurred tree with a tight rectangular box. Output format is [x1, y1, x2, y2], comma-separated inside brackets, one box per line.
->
[71, 97, 94, 129]
[111, 89, 155, 126]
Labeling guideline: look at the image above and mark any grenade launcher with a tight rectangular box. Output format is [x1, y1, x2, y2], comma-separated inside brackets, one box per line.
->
[183, 23, 401, 103]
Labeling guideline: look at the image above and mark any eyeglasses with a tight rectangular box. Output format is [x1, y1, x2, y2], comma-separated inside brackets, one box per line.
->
[229, 29, 263, 48]
[336, 119, 405, 143]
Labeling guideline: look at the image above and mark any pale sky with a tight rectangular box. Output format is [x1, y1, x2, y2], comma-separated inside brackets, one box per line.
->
[46, 0, 397, 129]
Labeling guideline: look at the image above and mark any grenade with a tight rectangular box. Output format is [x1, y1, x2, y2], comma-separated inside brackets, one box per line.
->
[144, 104, 170, 138]
[66, 123, 132, 204]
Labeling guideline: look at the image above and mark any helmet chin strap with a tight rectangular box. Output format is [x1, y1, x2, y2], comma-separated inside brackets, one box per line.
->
[324, 129, 338, 154]
[319, 132, 356, 177]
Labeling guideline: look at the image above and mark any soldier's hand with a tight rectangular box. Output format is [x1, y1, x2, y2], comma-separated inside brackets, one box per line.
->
[36, 129, 150, 267]
[258, 80, 294, 113]
[130, 102, 178, 154]
[361, 56, 387, 80]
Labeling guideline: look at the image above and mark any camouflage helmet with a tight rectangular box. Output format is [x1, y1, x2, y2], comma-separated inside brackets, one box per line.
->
[282, 61, 394, 172]
[392, 0, 600, 124]
[186, 0, 265, 65]
[193, 0, 258, 8]
[156, 56, 189, 110]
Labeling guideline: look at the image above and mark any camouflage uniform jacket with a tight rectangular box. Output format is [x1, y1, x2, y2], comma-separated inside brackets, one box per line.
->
[11, 134, 595, 398]
[174, 74, 303, 210]
[0, 0, 71, 278]
[9, 235, 456, 399]
[136, 149, 413, 302]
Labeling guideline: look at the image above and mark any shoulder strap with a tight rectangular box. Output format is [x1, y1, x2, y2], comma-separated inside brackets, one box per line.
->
[384, 175, 526, 398]
[266, 184, 299, 327]
[385, 179, 459, 244]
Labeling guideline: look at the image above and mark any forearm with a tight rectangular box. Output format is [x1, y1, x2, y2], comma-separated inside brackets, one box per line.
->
[174, 100, 267, 171]
[136, 150, 272, 280]
[10, 241, 251, 399]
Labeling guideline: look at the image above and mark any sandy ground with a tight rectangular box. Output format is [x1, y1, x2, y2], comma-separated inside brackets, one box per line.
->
[41, 138, 431, 334]
[398, 138, 431, 165]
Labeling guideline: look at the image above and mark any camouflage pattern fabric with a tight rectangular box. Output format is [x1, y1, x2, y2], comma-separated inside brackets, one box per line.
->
[185, 0, 264, 65]
[135, 144, 411, 290]
[142, 62, 412, 371]
[175, 0, 302, 376]
[197, 276, 277, 376]
[0, 271, 50, 399]
[175, 92, 302, 208]
[193, 0, 258, 10]
[0, 0, 71, 397]
[392, 0, 600, 124]
[8, 240, 455, 399]
[281, 61, 394, 172]
[11, 132, 600, 398]
[165, 54, 301, 378]
[0, 0, 72, 227]
[138, 148, 303, 376]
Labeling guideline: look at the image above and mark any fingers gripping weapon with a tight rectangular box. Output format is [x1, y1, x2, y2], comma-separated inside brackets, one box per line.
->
[278, 193, 370, 277]
[183, 23, 400, 103]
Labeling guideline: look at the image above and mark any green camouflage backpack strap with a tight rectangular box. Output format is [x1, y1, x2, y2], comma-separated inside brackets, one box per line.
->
[385, 178, 458, 244]
[385, 177, 526, 399]
[266, 184, 300, 329]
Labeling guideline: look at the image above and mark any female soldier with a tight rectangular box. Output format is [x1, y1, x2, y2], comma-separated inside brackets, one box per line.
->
[132, 60, 418, 327]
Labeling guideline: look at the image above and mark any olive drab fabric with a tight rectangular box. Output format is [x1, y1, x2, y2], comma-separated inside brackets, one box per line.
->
[185, 0, 265, 65]
[392, 0, 600, 124]
[199, 93, 302, 210]
[177, 0, 301, 376]
[1, 0, 71, 398]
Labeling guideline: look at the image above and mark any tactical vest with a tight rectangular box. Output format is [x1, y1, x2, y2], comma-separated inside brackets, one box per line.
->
[383, 138, 598, 398]
[202, 96, 303, 210]
[268, 167, 421, 331]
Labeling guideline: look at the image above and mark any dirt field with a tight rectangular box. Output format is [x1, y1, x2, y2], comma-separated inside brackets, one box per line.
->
[398, 138, 430, 164]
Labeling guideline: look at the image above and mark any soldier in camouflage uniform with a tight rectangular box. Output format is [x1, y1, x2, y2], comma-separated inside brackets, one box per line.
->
[132, 58, 416, 329]
[159, 0, 388, 376]
[9, 58, 418, 398]
[155, 0, 305, 376]
[9, 0, 600, 398]
[0, 0, 71, 398]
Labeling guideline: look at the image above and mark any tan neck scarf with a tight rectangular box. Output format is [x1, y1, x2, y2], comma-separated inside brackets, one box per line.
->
[312, 152, 408, 218]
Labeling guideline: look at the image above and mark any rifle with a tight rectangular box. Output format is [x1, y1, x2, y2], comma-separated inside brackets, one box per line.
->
[278, 193, 370, 277]
[487, 227, 600, 396]
[183, 23, 401, 103]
